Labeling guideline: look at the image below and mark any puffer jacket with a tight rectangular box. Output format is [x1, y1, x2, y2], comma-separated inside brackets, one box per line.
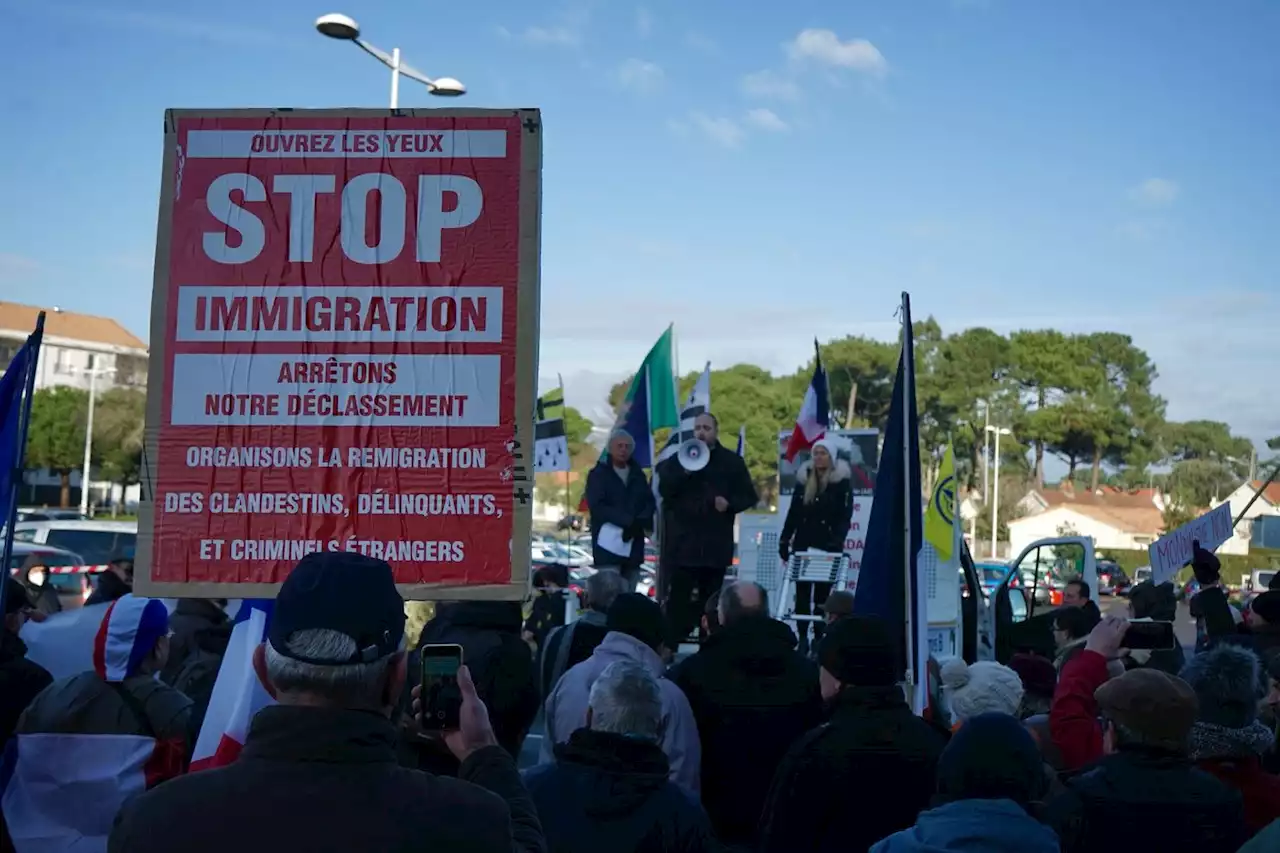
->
[779, 458, 855, 555]
[870, 798, 1060, 853]
[541, 631, 700, 796]
[523, 729, 718, 853]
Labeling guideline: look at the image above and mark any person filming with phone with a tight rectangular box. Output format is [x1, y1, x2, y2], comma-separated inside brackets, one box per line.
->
[109, 552, 545, 853]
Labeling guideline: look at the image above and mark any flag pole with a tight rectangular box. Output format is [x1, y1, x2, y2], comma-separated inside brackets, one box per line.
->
[0, 312, 46, 618]
[559, 374, 571, 550]
[816, 338, 832, 430]
[899, 293, 917, 700]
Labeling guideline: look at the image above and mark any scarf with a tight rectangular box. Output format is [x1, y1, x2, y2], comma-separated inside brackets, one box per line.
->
[1188, 720, 1276, 761]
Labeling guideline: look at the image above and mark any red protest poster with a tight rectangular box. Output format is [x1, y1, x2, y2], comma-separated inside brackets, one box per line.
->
[136, 109, 541, 599]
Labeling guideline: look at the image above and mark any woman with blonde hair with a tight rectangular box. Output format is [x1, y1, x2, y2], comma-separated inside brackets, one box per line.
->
[779, 437, 854, 654]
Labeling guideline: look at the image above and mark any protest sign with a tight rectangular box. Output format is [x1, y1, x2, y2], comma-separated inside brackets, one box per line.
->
[137, 109, 541, 599]
[1148, 502, 1234, 584]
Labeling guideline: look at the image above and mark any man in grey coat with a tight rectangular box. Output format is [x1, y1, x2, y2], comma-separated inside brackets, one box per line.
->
[540, 593, 700, 797]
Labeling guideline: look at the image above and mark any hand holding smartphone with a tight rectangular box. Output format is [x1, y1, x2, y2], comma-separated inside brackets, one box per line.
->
[419, 644, 464, 731]
[1123, 619, 1176, 651]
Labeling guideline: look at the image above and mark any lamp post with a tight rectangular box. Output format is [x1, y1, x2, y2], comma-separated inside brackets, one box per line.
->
[986, 425, 1013, 560]
[79, 366, 115, 516]
[314, 13, 466, 107]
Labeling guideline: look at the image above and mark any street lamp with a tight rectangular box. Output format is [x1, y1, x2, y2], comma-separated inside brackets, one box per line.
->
[80, 366, 115, 516]
[986, 425, 1013, 560]
[314, 13, 466, 107]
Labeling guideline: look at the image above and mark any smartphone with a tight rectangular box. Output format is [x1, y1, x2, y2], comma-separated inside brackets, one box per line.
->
[419, 644, 463, 731]
[1123, 620, 1176, 651]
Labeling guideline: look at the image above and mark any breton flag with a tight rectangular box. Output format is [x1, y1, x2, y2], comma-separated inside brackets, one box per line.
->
[190, 600, 276, 771]
[854, 293, 928, 715]
[3, 596, 184, 853]
[656, 362, 711, 467]
[736, 424, 746, 458]
[534, 380, 571, 473]
[784, 340, 830, 462]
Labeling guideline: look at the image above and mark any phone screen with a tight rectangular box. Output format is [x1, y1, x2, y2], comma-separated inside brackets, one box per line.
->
[1123, 620, 1176, 651]
[420, 644, 463, 731]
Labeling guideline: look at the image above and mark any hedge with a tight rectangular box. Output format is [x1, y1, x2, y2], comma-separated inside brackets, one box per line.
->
[1095, 548, 1280, 585]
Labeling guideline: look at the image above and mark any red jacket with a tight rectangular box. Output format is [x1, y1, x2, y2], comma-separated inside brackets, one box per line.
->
[1050, 649, 1109, 771]
[1198, 757, 1280, 837]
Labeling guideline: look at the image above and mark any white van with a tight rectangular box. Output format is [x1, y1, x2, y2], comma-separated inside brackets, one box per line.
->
[12, 520, 138, 567]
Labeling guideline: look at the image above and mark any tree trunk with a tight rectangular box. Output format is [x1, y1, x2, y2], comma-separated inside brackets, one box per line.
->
[845, 382, 858, 429]
[1067, 456, 1078, 479]
[59, 471, 71, 508]
[1033, 387, 1046, 488]
[1090, 447, 1103, 493]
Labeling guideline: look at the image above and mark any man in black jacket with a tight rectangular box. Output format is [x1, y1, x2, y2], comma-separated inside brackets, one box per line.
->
[523, 659, 718, 853]
[109, 552, 545, 853]
[586, 428, 656, 590]
[669, 581, 822, 847]
[0, 578, 52, 745]
[657, 412, 757, 643]
[759, 615, 946, 853]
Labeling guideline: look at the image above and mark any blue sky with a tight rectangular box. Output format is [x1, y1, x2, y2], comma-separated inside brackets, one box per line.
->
[2, 0, 1278, 452]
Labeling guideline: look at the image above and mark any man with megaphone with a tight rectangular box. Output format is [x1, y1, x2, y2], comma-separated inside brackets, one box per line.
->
[656, 413, 758, 644]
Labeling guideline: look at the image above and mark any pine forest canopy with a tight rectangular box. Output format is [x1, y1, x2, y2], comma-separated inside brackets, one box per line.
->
[593, 320, 1261, 511]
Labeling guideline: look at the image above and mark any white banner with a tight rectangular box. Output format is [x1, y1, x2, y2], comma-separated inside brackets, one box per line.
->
[1148, 502, 1233, 585]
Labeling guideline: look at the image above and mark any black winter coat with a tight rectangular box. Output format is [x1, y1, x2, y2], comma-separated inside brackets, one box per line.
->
[668, 616, 823, 846]
[1044, 747, 1247, 853]
[161, 598, 228, 685]
[109, 706, 546, 853]
[759, 685, 946, 853]
[657, 442, 757, 570]
[779, 459, 855, 556]
[0, 630, 52, 745]
[586, 458, 655, 568]
[85, 571, 131, 607]
[403, 601, 540, 773]
[522, 729, 719, 853]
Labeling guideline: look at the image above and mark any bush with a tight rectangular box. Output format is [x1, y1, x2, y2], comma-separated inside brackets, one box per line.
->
[1095, 548, 1280, 586]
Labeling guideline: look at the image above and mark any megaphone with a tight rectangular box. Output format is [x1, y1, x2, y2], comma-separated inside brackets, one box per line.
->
[677, 438, 710, 472]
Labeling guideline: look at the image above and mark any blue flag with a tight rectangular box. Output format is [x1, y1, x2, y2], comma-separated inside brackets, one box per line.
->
[0, 337, 39, 537]
[619, 367, 653, 468]
[854, 294, 924, 705]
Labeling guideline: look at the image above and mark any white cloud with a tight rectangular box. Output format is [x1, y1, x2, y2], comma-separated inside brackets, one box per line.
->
[674, 113, 744, 148]
[741, 69, 802, 101]
[745, 108, 789, 133]
[684, 32, 719, 54]
[636, 6, 653, 37]
[617, 58, 664, 94]
[785, 28, 887, 76]
[1129, 178, 1180, 206]
[498, 7, 590, 48]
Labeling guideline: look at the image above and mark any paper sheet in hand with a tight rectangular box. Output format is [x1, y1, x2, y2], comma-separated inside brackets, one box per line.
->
[1148, 502, 1233, 585]
[598, 523, 632, 557]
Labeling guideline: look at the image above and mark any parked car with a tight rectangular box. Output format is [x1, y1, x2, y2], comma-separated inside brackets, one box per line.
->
[12, 520, 137, 567]
[16, 509, 90, 522]
[1133, 566, 1152, 586]
[1097, 560, 1132, 596]
[976, 562, 1011, 598]
[7, 541, 94, 609]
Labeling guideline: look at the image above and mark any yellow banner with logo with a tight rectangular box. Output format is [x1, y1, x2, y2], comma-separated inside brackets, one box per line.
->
[925, 445, 956, 560]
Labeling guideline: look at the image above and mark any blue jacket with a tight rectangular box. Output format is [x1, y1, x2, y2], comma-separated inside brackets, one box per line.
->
[871, 799, 1060, 853]
[585, 458, 655, 568]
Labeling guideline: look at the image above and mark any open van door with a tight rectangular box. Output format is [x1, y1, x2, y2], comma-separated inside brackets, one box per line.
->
[989, 536, 1096, 664]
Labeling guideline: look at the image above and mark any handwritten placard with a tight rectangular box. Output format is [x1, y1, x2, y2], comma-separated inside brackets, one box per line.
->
[1148, 503, 1233, 585]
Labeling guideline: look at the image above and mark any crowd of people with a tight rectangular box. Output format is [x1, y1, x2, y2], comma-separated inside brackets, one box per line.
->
[5, 403, 1280, 852]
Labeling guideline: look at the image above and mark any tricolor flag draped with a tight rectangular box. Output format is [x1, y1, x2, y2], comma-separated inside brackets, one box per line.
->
[190, 600, 275, 771]
[853, 293, 928, 714]
[784, 339, 830, 462]
[534, 380, 571, 473]
[3, 596, 184, 853]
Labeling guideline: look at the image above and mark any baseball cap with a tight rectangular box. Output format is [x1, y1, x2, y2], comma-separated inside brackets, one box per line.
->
[1095, 668, 1198, 751]
[268, 552, 406, 665]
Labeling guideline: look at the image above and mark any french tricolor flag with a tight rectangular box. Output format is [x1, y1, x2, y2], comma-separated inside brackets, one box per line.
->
[2, 596, 184, 853]
[189, 600, 276, 772]
[784, 339, 830, 462]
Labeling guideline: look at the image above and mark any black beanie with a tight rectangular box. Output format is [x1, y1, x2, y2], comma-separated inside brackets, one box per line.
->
[606, 593, 666, 652]
[1251, 591, 1280, 625]
[818, 615, 898, 687]
[937, 713, 1046, 806]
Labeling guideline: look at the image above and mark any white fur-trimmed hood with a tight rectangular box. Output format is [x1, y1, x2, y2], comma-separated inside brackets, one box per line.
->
[796, 457, 851, 484]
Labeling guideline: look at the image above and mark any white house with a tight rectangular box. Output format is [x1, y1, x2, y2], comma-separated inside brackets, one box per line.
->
[1212, 480, 1280, 553]
[1, 301, 149, 509]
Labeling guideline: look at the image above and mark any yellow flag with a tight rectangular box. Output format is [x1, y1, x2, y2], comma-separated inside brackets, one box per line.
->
[925, 445, 956, 560]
